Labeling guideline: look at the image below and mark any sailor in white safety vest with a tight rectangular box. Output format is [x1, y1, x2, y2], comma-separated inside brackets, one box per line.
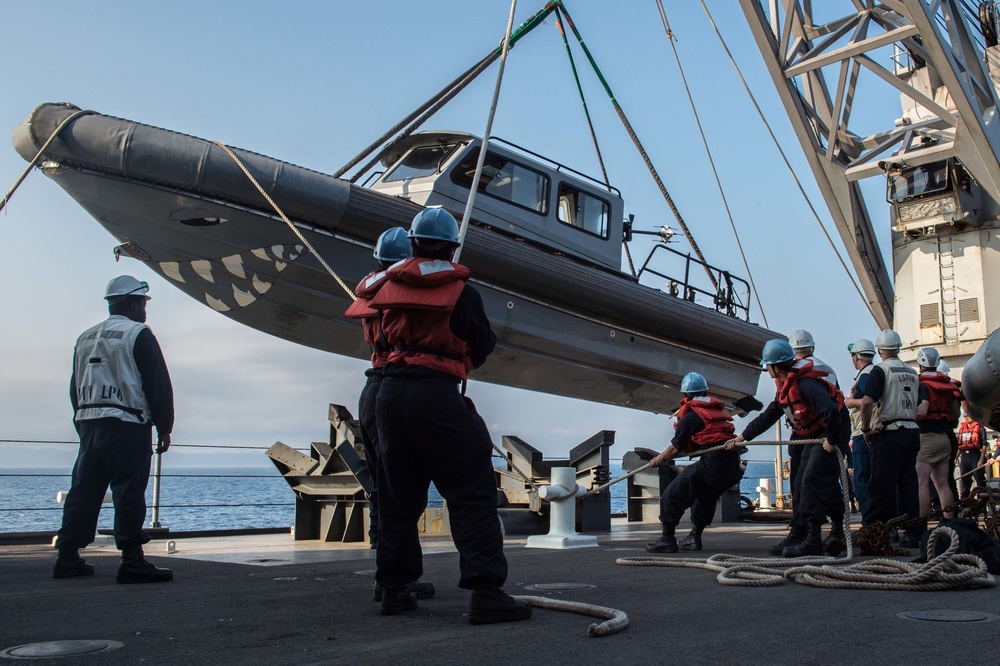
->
[859, 329, 922, 547]
[54, 276, 175, 584]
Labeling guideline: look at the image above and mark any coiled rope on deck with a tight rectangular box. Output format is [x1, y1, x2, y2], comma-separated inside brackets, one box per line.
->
[514, 595, 628, 637]
[617, 440, 996, 591]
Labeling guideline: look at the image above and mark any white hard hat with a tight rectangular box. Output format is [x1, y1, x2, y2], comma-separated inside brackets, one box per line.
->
[938, 359, 951, 374]
[789, 329, 815, 350]
[916, 347, 941, 369]
[848, 338, 876, 355]
[875, 328, 902, 350]
[104, 275, 150, 301]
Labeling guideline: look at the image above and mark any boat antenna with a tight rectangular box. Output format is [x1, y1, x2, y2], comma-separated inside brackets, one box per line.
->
[453, 0, 520, 264]
[655, 0, 769, 327]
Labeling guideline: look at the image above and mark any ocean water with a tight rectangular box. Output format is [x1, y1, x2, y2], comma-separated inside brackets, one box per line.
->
[0, 461, 784, 533]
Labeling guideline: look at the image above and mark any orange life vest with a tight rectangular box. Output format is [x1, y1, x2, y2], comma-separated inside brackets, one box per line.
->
[676, 396, 736, 446]
[918, 371, 962, 423]
[344, 269, 393, 368]
[776, 360, 846, 437]
[958, 419, 985, 451]
[370, 257, 473, 380]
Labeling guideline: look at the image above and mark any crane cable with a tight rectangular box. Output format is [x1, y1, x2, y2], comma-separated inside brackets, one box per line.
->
[698, 0, 879, 324]
[655, 0, 769, 327]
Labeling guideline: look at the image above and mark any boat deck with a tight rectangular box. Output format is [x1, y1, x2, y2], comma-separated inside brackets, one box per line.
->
[2, 518, 998, 665]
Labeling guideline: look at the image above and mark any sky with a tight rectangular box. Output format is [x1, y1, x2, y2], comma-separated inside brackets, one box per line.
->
[0, 1, 904, 469]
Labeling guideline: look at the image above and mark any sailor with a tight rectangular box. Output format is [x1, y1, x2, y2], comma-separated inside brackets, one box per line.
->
[54, 276, 174, 584]
[344, 227, 435, 603]
[645, 372, 744, 553]
[914, 347, 961, 523]
[957, 411, 989, 499]
[859, 329, 922, 547]
[370, 207, 531, 624]
[790, 329, 839, 386]
[843, 339, 876, 521]
[727, 339, 845, 557]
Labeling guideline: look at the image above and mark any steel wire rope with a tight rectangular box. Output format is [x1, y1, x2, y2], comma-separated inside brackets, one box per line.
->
[655, 1, 769, 327]
[454, 0, 519, 264]
[556, 2, 719, 292]
[209, 141, 356, 301]
[698, 0, 879, 324]
[1, 108, 94, 215]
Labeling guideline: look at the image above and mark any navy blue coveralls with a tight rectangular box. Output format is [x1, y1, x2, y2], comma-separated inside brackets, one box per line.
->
[742, 378, 843, 529]
[659, 411, 744, 529]
[861, 366, 920, 529]
[57, 328, 173, 560]
[374, 285, 507, 591]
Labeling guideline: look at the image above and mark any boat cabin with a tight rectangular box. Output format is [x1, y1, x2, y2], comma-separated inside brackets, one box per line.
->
[370, 131, 625, 271]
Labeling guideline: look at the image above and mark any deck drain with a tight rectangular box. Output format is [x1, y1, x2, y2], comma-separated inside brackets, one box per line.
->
[524, 583, 595, 592]
[898, 610, 999, 623]
[2, 640, 124, 659]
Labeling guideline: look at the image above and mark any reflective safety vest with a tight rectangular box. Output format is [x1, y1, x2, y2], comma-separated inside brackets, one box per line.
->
[958, 420, 985, 451]
[73, 315, 150, 424]
[370, 257, 473, 380]
[872, 357, 919, 431]
[776, 360, 845, 437]
[918, 371, 962, 423]
[849, 363, 875, 437]
[344, 269, 392, 368]
[676, 396, 736, 446]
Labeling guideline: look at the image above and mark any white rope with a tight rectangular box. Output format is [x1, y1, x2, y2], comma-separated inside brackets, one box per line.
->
[514, 595, 628, 637]
[211, 141, 356, 301]
[617, 450, 996, 591]
[453, 0, 518, 264]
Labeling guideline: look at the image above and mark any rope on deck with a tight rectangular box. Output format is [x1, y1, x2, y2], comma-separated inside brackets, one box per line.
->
[514, 595, 628, 637]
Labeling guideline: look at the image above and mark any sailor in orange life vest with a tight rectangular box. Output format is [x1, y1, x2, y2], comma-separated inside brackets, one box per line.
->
[726, 339, 846, 557]
[914, 347, 961, 523]
[645, 372, 745, 553]
[369, 207, 531, 625]
[957, 411, 989, 499]
[343, 227, 435, 603]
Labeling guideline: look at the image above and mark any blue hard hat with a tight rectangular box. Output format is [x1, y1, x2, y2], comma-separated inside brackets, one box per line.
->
[374, 227, 412, 262]
[761, 339, 795, 366]
[409, 207, 460, 244]
[680, 372, 708, 394]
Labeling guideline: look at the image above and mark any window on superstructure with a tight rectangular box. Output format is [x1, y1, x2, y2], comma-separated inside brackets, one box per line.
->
[383, 143, 461, 182]
[451, 148, 549, 215]
[889, 161, 950, 201]
[557, 184, 610, 239]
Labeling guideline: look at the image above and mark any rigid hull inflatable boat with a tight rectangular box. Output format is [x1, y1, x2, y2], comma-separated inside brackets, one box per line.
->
[14, 102, 776, 413]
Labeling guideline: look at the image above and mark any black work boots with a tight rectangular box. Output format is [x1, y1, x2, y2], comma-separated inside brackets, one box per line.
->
[782, 522, 824, 557]
[53, 551, 95, 579]
[678, 529, 703, 551]
[468, 587, 533, 625]
[645, 536, 679, 553]
[116, 558, 173, 584]
[380, 586, 418, 615]
[824, 522, 846, 557]
[373, 580, 436, 602]
[768, 527, 805, 556]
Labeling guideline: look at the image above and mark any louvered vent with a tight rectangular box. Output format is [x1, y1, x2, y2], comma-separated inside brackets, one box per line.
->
[959, 298, 980, 322]
[920, 303, 940, 328]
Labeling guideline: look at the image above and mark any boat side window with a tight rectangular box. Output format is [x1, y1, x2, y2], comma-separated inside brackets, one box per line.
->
[383, 143, 461, 182]
[451, 148, 549, 215]
[557, 184, 609, 238]
[888, 161, 950, 201]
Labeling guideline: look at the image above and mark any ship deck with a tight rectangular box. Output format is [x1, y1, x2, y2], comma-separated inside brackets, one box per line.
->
[2, 518, 999, 665]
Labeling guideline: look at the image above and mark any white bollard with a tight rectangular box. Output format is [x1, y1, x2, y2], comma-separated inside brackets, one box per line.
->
[525, 467, 598, 549]
[756, 478, 772, 510]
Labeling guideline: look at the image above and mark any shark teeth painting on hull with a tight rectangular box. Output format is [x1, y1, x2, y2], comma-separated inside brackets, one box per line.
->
[158, 244, 305, 312]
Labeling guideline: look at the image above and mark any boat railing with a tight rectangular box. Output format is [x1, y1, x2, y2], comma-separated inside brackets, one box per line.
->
[636, 243, 752, 321]
[0, 439, 635, 537]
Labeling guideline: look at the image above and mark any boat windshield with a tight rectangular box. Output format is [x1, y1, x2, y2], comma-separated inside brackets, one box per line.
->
[451, 148, 550, 215]
[889, 161, 949, 201]
[383, 143, 462, 182]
